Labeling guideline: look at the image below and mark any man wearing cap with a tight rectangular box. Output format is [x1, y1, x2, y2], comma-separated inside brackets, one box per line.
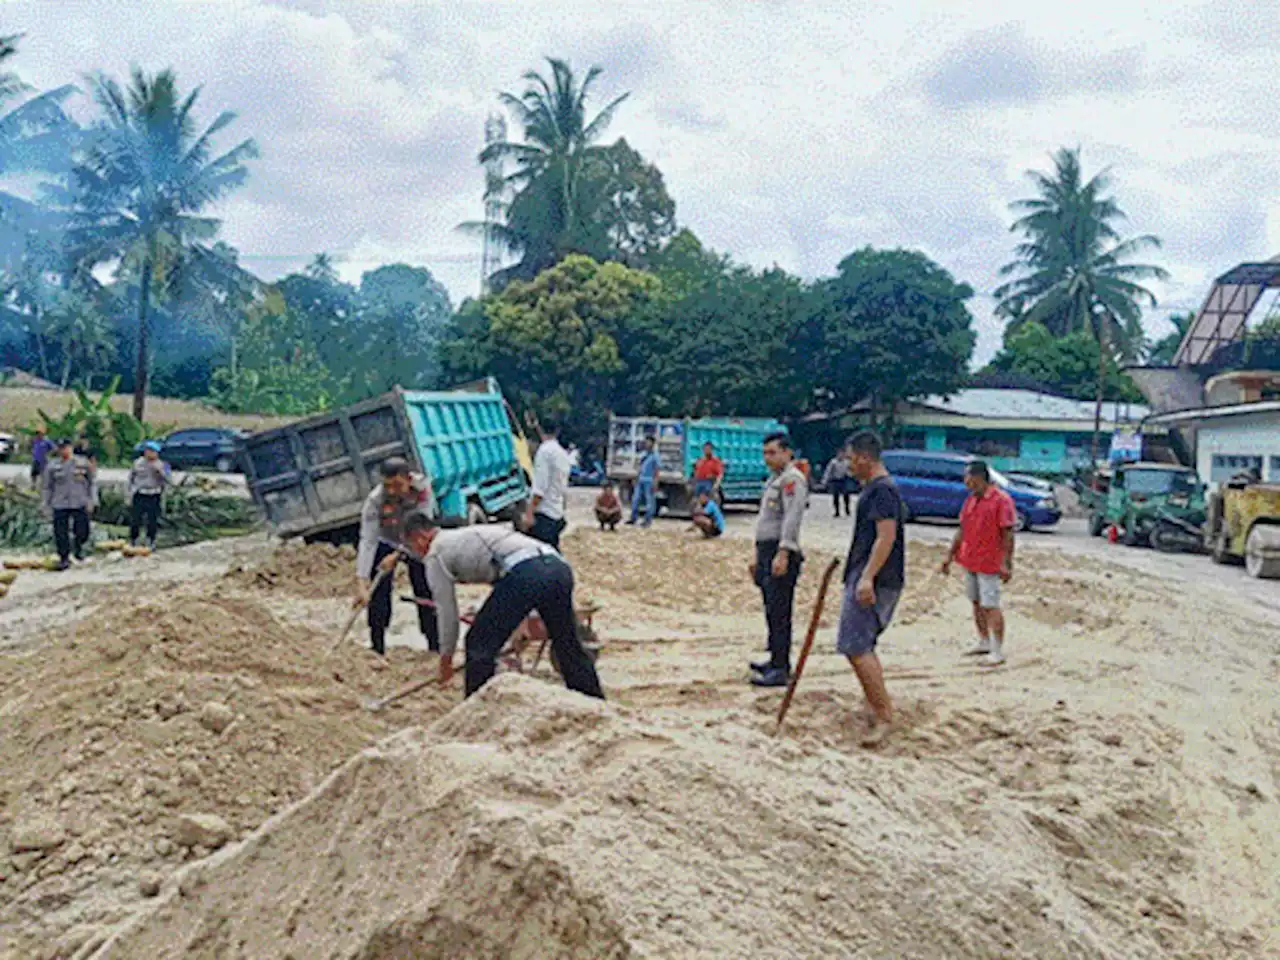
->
[128, 441, 172, 549]
[401, 512, 604, 700]
[42, 438, 97, 570]
[352, 457, 439, 656]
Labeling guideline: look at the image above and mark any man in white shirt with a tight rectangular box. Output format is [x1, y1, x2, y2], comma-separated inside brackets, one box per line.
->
[524, 418, 572, 549]
[402, 512, 605, 700]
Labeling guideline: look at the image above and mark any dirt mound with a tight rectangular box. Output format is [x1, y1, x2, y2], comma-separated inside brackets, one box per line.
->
[87, 675, 1234, 959]
[225, 541, 358, 598]
[0, 583, 454, 958]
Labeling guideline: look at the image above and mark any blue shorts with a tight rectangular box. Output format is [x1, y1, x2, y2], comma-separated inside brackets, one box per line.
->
[693, 479, 716, 498]
[836, 571, 901, 657]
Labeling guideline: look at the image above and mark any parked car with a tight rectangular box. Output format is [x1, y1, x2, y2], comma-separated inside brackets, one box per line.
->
[137, 428, 248, 473]
[1004, 472, 1055, 496]
[0, 431, 13, 462]
[881, 450, 1062, 530]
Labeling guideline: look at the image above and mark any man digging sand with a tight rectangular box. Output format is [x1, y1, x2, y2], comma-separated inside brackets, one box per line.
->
[839, 432, 903, 747]
[401, 513, 605, 701]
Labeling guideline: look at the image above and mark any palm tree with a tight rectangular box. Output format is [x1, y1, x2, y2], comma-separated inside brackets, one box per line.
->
[66, 68, 257, 420]
[995, 147, 1169, 459]
[471, 58, 628, 283]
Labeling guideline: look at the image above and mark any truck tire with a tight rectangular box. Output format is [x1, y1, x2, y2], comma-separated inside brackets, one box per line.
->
[1245, 524, 1280, 579]
[1210, 530, 1234, 565]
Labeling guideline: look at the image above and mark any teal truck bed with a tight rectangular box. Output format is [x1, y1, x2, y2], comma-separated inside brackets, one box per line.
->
[241, 382, 528, 541]
[606, 414, 784, 515]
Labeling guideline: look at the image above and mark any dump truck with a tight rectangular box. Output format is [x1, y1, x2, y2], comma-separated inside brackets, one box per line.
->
[1206, 478, 1280, 579]
[606, 414, 785, 516]
[240, 380, 529, 542]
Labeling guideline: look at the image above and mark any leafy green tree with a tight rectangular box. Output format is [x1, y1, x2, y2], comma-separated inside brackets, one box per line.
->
[476, 59, 634, 283]
[995, 147, 1168, 362]
[798, 247, 976, 420]
[45, 286, 115, 388]
[985, 321, 1143, 402]
[354, 264, 452, 394]
[66, 67, 257, 421]
[439, 254, 659, 440]
[209, 288, 332, 415]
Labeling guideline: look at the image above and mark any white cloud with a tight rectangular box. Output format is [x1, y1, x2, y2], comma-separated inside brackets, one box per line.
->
[5, 0, 1280, 366]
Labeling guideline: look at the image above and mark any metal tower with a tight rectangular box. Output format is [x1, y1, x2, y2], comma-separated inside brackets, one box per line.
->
[480, 113, 507, 295]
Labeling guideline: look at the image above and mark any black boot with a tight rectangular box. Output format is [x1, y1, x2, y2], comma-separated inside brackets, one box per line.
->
[370, 627, 387, 656]
[751, 667, 790, 688]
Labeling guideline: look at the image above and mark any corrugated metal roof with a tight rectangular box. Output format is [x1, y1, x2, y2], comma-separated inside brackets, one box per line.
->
[913, 389, 1150, 423]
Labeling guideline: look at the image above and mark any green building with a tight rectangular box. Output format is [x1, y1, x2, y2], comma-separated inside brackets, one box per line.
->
[796, 388, 1160, 477]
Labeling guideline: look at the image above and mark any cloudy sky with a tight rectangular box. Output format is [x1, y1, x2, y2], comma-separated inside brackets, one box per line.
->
[7, 0, 1280, 363]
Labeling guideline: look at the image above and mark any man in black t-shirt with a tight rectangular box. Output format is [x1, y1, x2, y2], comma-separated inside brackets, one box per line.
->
[837, 431, 904, 746]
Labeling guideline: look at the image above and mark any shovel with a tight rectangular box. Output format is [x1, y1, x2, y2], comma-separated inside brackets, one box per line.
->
[773, 557, 842, 737]
[361, 676, 439, 712]
[328, 566, 391, 657]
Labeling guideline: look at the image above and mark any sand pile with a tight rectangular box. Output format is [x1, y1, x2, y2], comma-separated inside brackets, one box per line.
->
[86, 675, 1238, 960]
[0, 582, 455, 958]
[224, 541, 358, 598]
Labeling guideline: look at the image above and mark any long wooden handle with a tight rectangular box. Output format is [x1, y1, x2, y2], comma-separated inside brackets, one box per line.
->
[329, 566, 390, 656]
[364, 676, 438, 712]
[774, 557, 842, 737]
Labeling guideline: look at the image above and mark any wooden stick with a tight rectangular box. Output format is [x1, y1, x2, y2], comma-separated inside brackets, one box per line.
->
[328, 566, 391, 657]
[361, 676, 438, 712]
[773, 557, 842, 737]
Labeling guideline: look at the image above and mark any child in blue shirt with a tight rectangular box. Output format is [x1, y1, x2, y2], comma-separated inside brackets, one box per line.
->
[691, 491, 725, 539]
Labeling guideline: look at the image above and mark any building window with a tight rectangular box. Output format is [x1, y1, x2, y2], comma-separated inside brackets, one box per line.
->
[1270, 456, 1280, 481]
[1210, 454, 1263, 483]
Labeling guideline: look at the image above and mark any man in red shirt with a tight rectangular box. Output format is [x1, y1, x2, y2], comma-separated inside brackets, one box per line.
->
[691, 441, 724, 499]
[941, 461, 1016, 666]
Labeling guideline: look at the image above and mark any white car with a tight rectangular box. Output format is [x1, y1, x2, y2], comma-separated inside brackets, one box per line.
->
[0, 432, 14, 462]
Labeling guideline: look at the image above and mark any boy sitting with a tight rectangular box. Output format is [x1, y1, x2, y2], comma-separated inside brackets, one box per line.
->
[691, 491, 725, 539]
[595, 481, 623, 531]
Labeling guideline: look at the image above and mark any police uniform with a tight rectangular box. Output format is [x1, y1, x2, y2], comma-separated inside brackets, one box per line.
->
[42, 452, 97, 565]
[356, 474, 438, 655]
[753, 462, 808, 674]
[423, 526, 604, 699]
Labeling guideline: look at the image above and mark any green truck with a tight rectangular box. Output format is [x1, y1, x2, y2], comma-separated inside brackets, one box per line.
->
[1089, 462, 1204, 547]
[606, 414, 785, 516]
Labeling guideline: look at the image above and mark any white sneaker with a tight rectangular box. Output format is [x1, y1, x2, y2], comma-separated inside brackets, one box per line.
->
[963, 641, 991, 657]
[982, 649, 1006, 667]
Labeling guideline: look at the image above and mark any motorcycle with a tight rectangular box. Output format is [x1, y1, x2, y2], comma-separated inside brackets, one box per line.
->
[1149, 503, 1206, 554]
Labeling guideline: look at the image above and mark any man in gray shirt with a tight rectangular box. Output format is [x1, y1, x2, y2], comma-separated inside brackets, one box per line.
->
[749, 431, 808, 687]
[401, 512, 604, 700]
[42, 438, 98, 570]
[353, 458, 438, 655]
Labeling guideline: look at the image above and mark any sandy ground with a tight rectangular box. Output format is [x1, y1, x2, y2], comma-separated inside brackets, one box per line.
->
[0, 490, 1277, 957]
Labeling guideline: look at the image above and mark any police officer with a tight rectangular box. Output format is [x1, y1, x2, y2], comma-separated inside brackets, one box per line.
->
[42, 438, 97, 570]
[748, 431, 808, 687]
[400, 512, 605, 700]
[353, 458, 439, 656]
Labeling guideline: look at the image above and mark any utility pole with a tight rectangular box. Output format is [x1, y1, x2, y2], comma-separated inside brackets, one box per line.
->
[480, 113, 507, 296]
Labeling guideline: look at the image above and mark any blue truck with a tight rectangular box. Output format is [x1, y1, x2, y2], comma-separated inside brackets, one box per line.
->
[606, 414, 786, 516]
[240, 380, 530, 542]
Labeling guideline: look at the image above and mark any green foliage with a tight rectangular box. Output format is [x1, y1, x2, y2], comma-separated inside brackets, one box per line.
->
[798, 248, 976, 416]
[0, 483, 51, 549]
[209, 289, 333, 415]
[24, 376, 150, 463]
[1147, 312, 1193, 366]
[440, 254, 659, 439]
[986, 322, 1144, 402]
[95, 479, 258, 545]
[995, 147, 1167, 361]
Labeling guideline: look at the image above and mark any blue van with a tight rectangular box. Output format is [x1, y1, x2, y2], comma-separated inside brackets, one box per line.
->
[881, 450, 1062, 530]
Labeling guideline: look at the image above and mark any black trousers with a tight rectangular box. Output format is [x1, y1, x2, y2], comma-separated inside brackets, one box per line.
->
[831, 481, 852, 516]
[754, 540, 803, 671]
[53, 508, 90, 562]
[529, 513, 567, 550]
[130, 493, 162, 544]
[464, 555, 604, 700]
[368, 541, 438, 655]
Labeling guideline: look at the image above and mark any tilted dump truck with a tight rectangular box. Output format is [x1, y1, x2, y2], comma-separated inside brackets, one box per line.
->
[240, 380, 529, 542]
[606, 414, 785, 516]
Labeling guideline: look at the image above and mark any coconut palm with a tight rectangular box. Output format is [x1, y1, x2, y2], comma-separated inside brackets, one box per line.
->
[996, 148, 1169, 459]
[995, 147, 1168, 362]
[472, 58, 628, 283]
[65, 68, 257, 420]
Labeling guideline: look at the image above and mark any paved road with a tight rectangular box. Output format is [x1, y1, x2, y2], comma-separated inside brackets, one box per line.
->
[0, 462, 246, 490]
